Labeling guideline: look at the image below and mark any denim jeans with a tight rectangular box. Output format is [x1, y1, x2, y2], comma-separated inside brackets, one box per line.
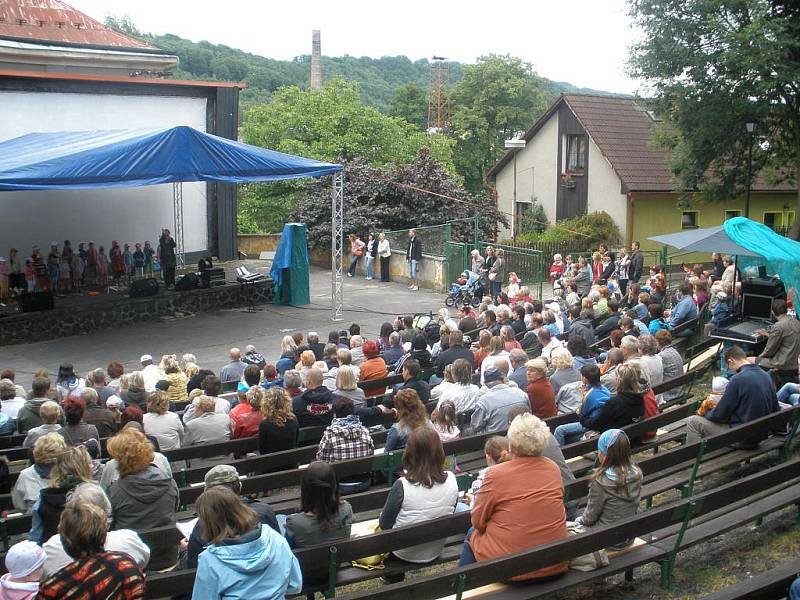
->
[409, 259, 418, 280]
[348, 255, 359, 276]
[790, 577, 800, 600]
[459, 527, 477, 566]
[365, 256, 375, 278]
[777, 382, 800, 406]
[554, 421, 586, 446]
[491, 280, 501, 297]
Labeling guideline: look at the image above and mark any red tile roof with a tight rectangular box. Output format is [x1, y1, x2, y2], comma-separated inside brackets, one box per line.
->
[488, 93, 794, 193]
[563, 94, 673, 192]
[0, 0, 157, 49]
[0, 68, 246, 88]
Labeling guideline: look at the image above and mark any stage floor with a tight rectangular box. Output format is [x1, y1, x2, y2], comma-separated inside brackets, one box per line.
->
[0, 262, 447, 389]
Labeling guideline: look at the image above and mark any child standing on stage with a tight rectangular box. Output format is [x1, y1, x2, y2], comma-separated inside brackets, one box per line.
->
[97, 245, 109, 288]
[59, 240, 73, 294]
[110, 241, 125, 285]
[133, 243, 145, 280]
[31, 246, 47, 292]
[143, 241, 155, 278]
[123, 243, 133, 283]
[46, 243, 60, 292]
[24, 258, 34, 293]
[70, 249, 83, 293]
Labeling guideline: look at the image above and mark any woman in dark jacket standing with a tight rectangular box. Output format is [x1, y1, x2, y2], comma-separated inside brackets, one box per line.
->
[158, 229, 177, 289]
[581, 362, 646, 434]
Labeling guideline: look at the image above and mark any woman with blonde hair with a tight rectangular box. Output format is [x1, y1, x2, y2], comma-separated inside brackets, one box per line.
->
[31, 445, 93, 544]
[191, 486, 301, 600]
[581, 362, 645, 434]
[480, 335, 509, 384]
[107, 427, 179, 570]
[549, 347, 581, 396]
[296, 350, 319, 385]
[276, 335, 298, 376]
[120, 371, 147, 411]
[12, 432, 67, 511]
[459, 413, 568, 579]
[332, 365, 366, 408]
[231, 386, 265, 439]
[163, 357, 188, 403]
[143, 390, 184, 451]
[500, 325, 521, 352]
[472, 329, 492, 370]
[258, 387, 298, 459]
[384, 389, 430, 452]
[323, 348, 360, 390]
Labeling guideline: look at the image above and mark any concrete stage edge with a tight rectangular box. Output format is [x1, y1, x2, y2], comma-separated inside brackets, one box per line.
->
[0, 280, 274, 346]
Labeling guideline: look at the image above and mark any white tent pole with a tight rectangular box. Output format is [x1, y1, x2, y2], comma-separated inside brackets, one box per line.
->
[172, 182, 185, 270]
[331, 172, 344, 321]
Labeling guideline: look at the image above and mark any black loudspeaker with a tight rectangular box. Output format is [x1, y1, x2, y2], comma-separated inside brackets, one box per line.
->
[174, 273, 198, 292]
[20, 291, 54, 312]
[129, 278, 160, 298]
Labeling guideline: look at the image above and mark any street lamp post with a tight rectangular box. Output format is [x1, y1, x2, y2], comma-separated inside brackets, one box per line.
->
[744, 121, 756, 218]
[504, 138, 526, 238]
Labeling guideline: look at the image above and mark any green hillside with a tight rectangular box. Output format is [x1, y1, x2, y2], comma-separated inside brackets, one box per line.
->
[106, 18, 614, 111]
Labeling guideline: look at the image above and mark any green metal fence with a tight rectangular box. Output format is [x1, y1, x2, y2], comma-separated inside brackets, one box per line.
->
[383, 217, 479, 260]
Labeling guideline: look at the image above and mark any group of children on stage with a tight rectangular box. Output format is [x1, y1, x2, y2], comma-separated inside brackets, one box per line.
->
[0, 239, 159, 302]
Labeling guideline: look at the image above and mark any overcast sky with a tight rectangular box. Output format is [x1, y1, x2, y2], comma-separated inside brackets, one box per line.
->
[70, 0, 641, 94]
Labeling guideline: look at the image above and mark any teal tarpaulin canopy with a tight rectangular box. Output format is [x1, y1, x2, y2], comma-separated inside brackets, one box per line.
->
[650, 217, 800, 300]
[723, 217, 800, 301]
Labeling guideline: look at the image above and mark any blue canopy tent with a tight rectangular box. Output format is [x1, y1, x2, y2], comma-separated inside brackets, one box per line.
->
[649, 216, 800, 303]
[0, 126, 347, 319]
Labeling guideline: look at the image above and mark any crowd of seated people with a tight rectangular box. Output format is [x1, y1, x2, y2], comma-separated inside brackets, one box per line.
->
[0, 248, 792, 597]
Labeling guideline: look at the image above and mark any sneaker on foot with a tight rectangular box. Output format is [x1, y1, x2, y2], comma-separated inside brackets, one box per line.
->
[347, 273, 353, 278]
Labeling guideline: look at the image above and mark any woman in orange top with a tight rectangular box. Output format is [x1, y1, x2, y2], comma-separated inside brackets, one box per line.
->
[358, 341, 388, 398]
[459, 413, 568, 581]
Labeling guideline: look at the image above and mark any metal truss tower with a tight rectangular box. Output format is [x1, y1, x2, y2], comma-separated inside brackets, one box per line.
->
[427, 56, 451, 135]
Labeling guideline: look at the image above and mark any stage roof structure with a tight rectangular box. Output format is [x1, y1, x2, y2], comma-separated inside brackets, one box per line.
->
[0, 126, 347, 320]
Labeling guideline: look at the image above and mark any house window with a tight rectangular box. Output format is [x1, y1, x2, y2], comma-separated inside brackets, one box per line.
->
[724, 210, 741, 220]
[763, 212, 780, 229]
[565, 135, 587, 172]
[681, 211, 699, 229]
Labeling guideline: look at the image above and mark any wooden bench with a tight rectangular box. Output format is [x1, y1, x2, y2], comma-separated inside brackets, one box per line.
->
[698, 557, 800, 600]
[339, 457, 800, 600]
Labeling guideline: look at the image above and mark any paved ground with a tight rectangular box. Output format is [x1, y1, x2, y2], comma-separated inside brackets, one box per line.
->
[0, 262, 448, 389]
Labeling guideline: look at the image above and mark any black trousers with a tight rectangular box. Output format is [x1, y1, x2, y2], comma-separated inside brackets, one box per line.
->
[164, 267, 176, 287]
[380, 255, 390, 281]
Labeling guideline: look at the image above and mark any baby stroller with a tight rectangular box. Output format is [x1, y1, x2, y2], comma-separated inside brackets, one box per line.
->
[445, 270, 482, 308]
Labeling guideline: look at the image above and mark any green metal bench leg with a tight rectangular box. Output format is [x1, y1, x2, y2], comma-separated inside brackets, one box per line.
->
[325, 546, 338, 599]
[781, 411, 800, 462]
[681, 439, 706, 499]
[624, 569, 633, 582]
[454, 573, 467, 600]
[179, 468, 188, 512]
[659, 499, 700, 589]
[0, 518, 7, 552]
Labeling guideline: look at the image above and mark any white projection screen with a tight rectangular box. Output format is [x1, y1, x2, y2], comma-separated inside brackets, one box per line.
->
[0, 91, 209, 254]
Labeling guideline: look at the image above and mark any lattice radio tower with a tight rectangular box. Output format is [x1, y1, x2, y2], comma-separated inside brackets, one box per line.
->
[427, 56, 451, 135]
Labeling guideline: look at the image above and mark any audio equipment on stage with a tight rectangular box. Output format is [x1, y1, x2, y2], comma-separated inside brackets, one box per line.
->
[20, 292, 54, 312]
[174, 273, 198, 291]
[129, 279, 160, 298]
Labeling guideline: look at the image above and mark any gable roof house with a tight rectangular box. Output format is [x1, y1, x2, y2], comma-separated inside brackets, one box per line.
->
[487, 94, 796, 250]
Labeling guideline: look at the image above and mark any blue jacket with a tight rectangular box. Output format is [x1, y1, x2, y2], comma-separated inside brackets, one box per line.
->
[192, 524, 302, 600]
[708, 364, 778, 426]
[648, 318, 669, 335]
[0, 413, 13, 436]
[580, 385, 611, 419]
[669, 295, 698, 329]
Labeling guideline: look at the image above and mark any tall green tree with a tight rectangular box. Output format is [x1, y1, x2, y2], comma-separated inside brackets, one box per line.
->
[628, 0, 800, 238]
[451, 55, 550, 192]
[238, 79, 454, 233]
[388, 82, 428, 130]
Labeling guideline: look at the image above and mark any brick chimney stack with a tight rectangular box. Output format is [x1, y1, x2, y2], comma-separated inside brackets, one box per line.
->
[310, 30, 322, 89]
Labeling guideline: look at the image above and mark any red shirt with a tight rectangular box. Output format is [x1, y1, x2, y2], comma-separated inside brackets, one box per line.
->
[37, 551, 144, 599]
[526, 377, 557, 419]
[232, 409, 264, 439]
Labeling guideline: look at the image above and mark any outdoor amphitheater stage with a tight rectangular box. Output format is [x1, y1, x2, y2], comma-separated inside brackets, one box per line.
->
[0, 272, 274, 346]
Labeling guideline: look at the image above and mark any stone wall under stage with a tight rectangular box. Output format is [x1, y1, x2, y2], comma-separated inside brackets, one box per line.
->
[0, 281, 274, 346]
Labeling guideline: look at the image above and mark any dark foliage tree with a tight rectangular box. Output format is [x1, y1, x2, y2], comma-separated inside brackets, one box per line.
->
[293, 149, 508, 250]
